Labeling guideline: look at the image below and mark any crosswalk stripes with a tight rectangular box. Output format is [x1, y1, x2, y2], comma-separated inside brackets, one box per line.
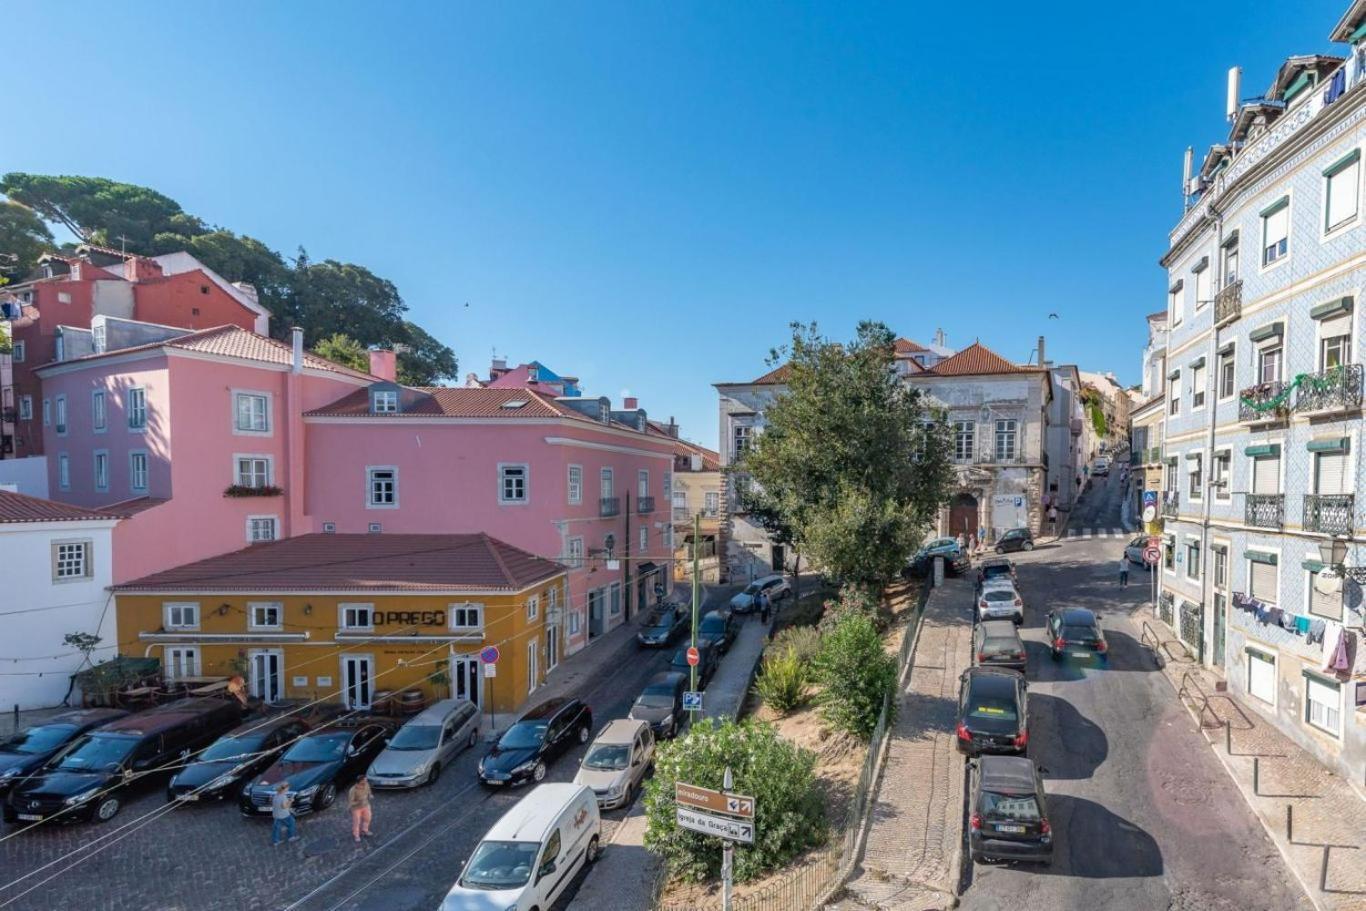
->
[1065, 528, 1130, 540]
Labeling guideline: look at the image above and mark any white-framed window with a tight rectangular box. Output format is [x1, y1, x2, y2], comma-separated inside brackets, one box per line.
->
[567, 465, 583, 504]
[1213, 546, 1229, 589]
[527, 639, 539, 695]
[600, 467, 614, 499]
[18, 396, 31, 421]
[994, 420, 1018, 461]
[1190, 363, 1205, 409]
[10, 340, 24, 363]
[609, 582, 622, 616]
[93, 450, 109, 492]
[233, 391, 271, 434]
[953, 421, 974, 461]
[527, 594, 539, 622]
[129, 451, 148, 493]
[371, 389, 399, 414]
[165, 647, 200, 682]
[367, 466, 398, 508]
[57, 453, 70, 490]
[638, 469, 649, 498]
[1252, 453, 1281, 495]
[42, 398, 50, 427]
[246, 515, 278, 542]
[1315, 449, 1350, 496]
[1168, 281, 1184, 326]
[1187, 454, 1203, 501]
[1324, 151, 1360, 234]
[1261, 196, 1290, 266]
[1248, 556, 1279, 606]
[1212, 450, 1231, 501]
[450, 602, 484, 631]
[126, 387, 147, 430]
[1193, 260, 1211, 310]
[164, 602, 200, 630]
[1306, 676, 1342, 736]
[92, 322, 106, 353]
[1184, 538, 1200, 579]
[54, 395, 66, 435]
[569, 611, 581, 636]
[1258, 344, 1283, 384]
[567, 536, 584, 569]
[1247, 648, 1276, 705]
[52, 540, 91, 581]
[249, 602, 283, 630]
[640, 526, 649, 553]
[732, 423, 751, 457]
[91, 389, 106, 432]
[340, 603, 374, 631]
[499, 463, 529, 503]
[704, 491, 720, 516]
[1169, 372, 1181, 416]
[235, 455, 272, 488]
[1218, 348, 1236, 400]
[1221, 234, 1240, 285]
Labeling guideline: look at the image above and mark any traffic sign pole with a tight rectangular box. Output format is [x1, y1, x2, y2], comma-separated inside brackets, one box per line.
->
[722, 767, 734, 911]
[691, 512, 700, 696]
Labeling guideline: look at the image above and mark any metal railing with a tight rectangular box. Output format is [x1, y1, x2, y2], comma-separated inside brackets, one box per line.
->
[1214, 280, 1242, 326]
[600, 497, 621, 517]
[1245, 493, 1284, 529]
[1304, 493, 1354, 535]
[638, 496, 656, 514]
[1161, 494, 1179, 517]
[1238, 380, 1290, 423]
[1294, 364, 1364, 414]
[1158, 592, 1175, 626]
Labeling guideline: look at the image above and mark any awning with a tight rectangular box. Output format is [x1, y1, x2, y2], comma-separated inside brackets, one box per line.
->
[1303, 559, 1326, 572]
[1307, 437, 1350, 453]
[1310, 296, 1354, 320]
[1249, 322, 1284, 342]
[1189, 356, 1206, 369]
[637, 561, 659, 578]
[1247, 551, 1279, 566]
[1245, 443, 1281, 457]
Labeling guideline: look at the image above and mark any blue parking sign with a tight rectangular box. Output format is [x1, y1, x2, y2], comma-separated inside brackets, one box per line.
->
[1143, 490, 1158, 508]
[683, 691, 703, 712]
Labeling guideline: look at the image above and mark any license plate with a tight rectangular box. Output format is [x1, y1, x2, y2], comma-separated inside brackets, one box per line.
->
[176, 794, 199, 802]
[17, 814, 41, 821]
[486, 779, 503, 786]
[997, 824, 1024, 833]
[257, 805, 272, 813]
[1072, 651, 1091, 658]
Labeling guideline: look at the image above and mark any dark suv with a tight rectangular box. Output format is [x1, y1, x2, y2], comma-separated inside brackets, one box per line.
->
[0, 709, 128, 798]
[1047, 607, 1109, 662]
[970, 755, 1053, 865]
[169, 714, 311, 803]
[478, 698, 593, 786]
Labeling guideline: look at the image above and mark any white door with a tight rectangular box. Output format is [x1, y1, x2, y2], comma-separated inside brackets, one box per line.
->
[341, 655, 374, 709]
[249, 649, 284, 703]
[1247, 651, 1276, 704]
[547, 625, 560, 671]
[451, 655, 481, 708]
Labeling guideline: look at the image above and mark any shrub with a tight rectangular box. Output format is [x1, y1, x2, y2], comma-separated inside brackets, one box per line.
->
[643, 719, 826, 883]
[815, 611, 898, 739]
[753, 647, 811, 714]
[770, 625, 822, 664]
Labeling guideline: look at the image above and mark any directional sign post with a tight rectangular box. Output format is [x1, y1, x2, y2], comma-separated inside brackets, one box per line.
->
[677, 771, 756, 911]
[675, 807, 754, 844]
[675, 782, 755, 818]
[682, 691, 703, 713]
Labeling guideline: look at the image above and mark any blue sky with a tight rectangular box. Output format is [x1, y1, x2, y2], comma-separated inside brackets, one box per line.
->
[3, 0, 1351, 448]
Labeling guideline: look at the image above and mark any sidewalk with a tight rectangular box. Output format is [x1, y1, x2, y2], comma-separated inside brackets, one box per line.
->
[1140, 605, 1366, 911]
[838, 576, 972, 911]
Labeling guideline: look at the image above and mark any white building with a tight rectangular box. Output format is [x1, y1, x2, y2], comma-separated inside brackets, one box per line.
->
[0, 491, 120, 709]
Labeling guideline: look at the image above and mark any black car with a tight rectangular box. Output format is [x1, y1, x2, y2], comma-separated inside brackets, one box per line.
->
[478, 698, 593, 787]
[637, 603, 690, 648]
[239, 720, 393, 817]
[974, 621, 1027, 673]
[5, 698, 243, 825]
[904, 538, 971, 578]
[955, 667, 1028, 757]
[1047, 607, 1108, 662]
[970, 755, 1053, 865]
[0, 709, 128, 797]
[975, 557, 1016, 593]
[994, 528, 1035, 554]
[629, 672, 688, 739]
[698, 609, 738, 654]
[670, 640, 718, 688]
[168, 715, 311, 803]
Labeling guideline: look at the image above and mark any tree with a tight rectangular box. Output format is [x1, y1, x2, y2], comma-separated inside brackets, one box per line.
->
[736, 321, 953, 594]
[0, 200, 54, 280]
[1, 173, 193, 247]
[284, 253, 407, 347]
[311, 333, 370, 372]
[815, 610, 898, 739]
[397, 320, 458, 385]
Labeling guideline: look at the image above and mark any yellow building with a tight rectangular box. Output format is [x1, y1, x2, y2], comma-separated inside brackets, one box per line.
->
[662, 435, 722, 581]
[111, 533, 568, 717]
[1129, 392, 1167, 533]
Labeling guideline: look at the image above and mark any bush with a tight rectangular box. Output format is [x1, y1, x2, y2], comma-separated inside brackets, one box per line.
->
[643, 719, 826, 883]
[815, 611, 898, 739]
[770, 626, 822, 664]
[753, 647, 811, 714]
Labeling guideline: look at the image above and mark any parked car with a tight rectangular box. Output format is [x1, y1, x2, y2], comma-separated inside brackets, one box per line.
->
[1124, 535, 1152, 568]
[6, 698, 243, 825]
[698, 609, 738, 654]
[955, 667, 1029, 757]
[669, 640, 719, 688]
[368, 699, 481, 790]
[976, 580, 1024, 625]
[969, 755, 1053, 865]
[974, 621, 1028, 673]
[976, 556, 1016, 591]
[637, 603, 690, 648]
[905, 538, 971, 577]
[167, 714, 310, 803]
[573, 719, 655, 810]
[729, 575, 791, 613]
[629, 672, 688, 739]
[1047, 608, 1109, 662]
[479, 698, 594, 787]
[0, 708, 128, 798]
[994, 528, 1035, 554]
[1093, 457, 1111, 476]
[441, 783, 600, 911]
[239, 720, 393, 816]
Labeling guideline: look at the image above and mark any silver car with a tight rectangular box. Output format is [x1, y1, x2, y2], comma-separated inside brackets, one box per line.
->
[367, 699, 480, 789]
[573, 719, 655, 810]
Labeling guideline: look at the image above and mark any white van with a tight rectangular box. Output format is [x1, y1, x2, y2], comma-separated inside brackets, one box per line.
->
[441, 783, 601, 911]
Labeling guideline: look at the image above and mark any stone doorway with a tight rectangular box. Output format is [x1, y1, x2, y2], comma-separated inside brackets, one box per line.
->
[948, 492, 979, 539]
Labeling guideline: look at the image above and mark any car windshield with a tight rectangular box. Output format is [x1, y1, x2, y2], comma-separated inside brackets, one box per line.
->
[283, 733, 349, 763]
[54, 734, 136, 771]
[700, 618, 724, 634]
[498, 721, 548, 750]
[983, 590, 1016, 602]
[3, 724, 77, 755]
[647, 616, 675, 633]
[982, 637, 1021, 655]
[1062, 624, 1099, 639]
[636, 693, 675, 709]
[459, 840, 539, 890]
[981, 791, 1041, 821]
[200, 735, 265, 762]
[583, 743, 631, 770]
[967, 696, 1019, 723]
[388, 725, 441, 751]
[743, 582, 762, 595]
[982, 566, 1011, 578]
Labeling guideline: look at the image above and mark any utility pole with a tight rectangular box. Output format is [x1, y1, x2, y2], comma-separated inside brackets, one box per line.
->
[721, 766, 735, 911]
[691, 511, 701, 694]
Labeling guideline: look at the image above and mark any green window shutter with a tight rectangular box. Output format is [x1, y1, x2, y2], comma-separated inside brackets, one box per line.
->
[1303, 559, 1326, 573]
[1260, 196, 1290, 218]
[1323, 149, 1361, 178]
[1351, 22, 1366, 42]
[1282, 72, 1314, 103]
[1249, 322, 1284, 342]
[1247, 551, 1279, 566]
[1191, 256, 1210, 274]
[1244, 443, 1281, 457]
[1310, 296, 1354, 320]
[1306, 437, 1350, 453]
[1189, 356, 1206, 369]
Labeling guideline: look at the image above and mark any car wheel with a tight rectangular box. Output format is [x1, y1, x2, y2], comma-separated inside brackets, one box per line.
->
[995, 546, 1005, 554]
[577, 725, 590, 744]
[427, 763, 441, 786]
[1022, 541, 1034, 551]
[468, 728, 479, 749]
[317, 783, 337, 810]
[532, 762, 547, 783]
[94, 796, 121, 823]
[586, 835, 601, 863]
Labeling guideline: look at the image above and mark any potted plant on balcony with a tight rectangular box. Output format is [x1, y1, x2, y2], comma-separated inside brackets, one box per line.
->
[223, 484, 284, 497]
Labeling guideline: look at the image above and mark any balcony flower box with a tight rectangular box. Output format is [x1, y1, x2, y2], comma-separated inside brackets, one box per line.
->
[224, 484, 284, 498]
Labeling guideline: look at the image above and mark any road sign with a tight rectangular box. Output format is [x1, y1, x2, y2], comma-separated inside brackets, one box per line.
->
[1143, 546, 1161, 565]
[675, 782, 755, 819]
[675, 807, 754, 843]
[682, 691, 703, 712]
[480, 645, 500, 664]
[1142, 490, 1158, 508]
[1142, 505, 1156, 523]
[686, 646, 700, 667]
[483, 662, 497, 678]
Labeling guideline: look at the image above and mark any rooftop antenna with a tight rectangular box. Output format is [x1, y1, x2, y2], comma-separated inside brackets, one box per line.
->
[1182, 146, 1195, 211]
[1226, 66, 1242, 122]
[115, 234, 130, 255]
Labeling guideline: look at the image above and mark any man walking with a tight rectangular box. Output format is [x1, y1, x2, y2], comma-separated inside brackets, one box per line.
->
[758, 589, 771, 625]
[1047, 504, 1058, 535]
[271, 782, 299, 845]
[1119, 555, 1130, 587]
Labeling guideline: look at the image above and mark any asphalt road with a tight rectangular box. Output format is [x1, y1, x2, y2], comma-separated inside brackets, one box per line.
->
[1067, 462, 1128, 533]
[958, 525, 1311, 910]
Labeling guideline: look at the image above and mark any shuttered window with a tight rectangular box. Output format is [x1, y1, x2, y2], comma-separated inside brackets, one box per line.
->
[1308, 570, 1343, 620]
[1249, 560, 1279, 605]
[1306, 676, 1342, 735]
[1315, 451, 1349, 495]
[1252, 456, 1280, 494]
[1247, 650, 1276, 704]
[1325, 155, 1360, 232]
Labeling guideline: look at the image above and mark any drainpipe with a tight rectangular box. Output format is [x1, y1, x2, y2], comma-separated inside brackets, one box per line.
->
[1200, 217, 1225, 669]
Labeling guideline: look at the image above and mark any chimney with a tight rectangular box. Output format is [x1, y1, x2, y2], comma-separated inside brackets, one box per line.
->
[123, 257, 164, 283]
[597, 396, 611, 423]
[231, 281, 259, 306]
[291, 327, 304, 374]
[369, 348, 397, 382]
[623, 396, 638, 410]
[934, 328, 946, 348]
[490, 357, 508, 375]
[667, 417, 679, 438]
[1037, 336, 1047, 367]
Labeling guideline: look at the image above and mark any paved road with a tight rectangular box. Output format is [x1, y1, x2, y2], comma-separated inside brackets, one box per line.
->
[958, 532, 1311, 911]
[1065, 463, 1128, 537]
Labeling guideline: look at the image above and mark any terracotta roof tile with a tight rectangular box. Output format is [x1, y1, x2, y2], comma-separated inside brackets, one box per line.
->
[305, 386, 579, 419]
[97, 496, 169, 517]
[751, 363, 791, 385]
[112, 533, 567, 593]
[646, 421, 721, 470]
[925, 342, 1037, 376]
[0, 491, 120, 524]
[893, 337, 928, 354]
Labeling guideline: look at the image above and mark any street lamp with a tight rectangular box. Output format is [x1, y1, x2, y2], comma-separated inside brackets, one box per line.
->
[1317, 536, 1366, 583]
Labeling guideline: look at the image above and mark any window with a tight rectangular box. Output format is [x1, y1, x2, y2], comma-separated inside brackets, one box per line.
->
[1185, 540, 1200, 579]
[1190, 363, 1205, 409]
[1187, 454, 1203, 500]
[1169, 373, 1181, 416]
[569, 610, 581, 636]
[450, 602, 484, 630]
[1213, 547, 1228, 589]
[1258, 345, 1282, 384]
[527, 639, 539, 695]
[567, 536, 584, 568]
[704, 491, 720, 516]
[249, 602, 283, 629]
[371, 389, 399, 414]
[165, 647, 200, 682]
[1314, 450, 1349, 495]
[54, 395, 66, 435]
[1212, 451, 1231, 500]
[92, 323, 106, 353]
[367, 467, 397, 507]
[1165, 459, 1178, 493]
[1222, 236, 1240, 285]
[1324, 151, 1360, 233]
[1169, 281, 1184, 325]
[340, 603, 374, 631]
[1218, 350, 1236, 399]
[1248, 558, 1279, 606]
[164, 602, 200, 629]
[10, 340, 23, 363]
[234, 392, 270, 433]
[638, 469, 649, 498]
[994, 420, 1017, 461]
[609, 582, 622, 616]
[93, 451, 108, 492]
[57, 453, 70, 490]
[129, 451, 148, 492]
[527, 595, 539, 622]
[568, 465, 583, 504]
[1306, 676, 1341, 736]
[52, 541, 91, 581]
[499, 464, 528, 503]
[1247, 650, 1276, 704]
[1320, 308, 1352, 370]
[236, 456, 272, 488]
[600, 467, 614, 499]
[1163, 540, 1175, 571]
[42, 398, 50, 426]
[92, 390, 106, 432]
[247, 516, 277, 542]
[1252, 455, 1281, 495]
[126, 387, 147, 430]
[640, 526, 649, 552]
[953, 421, 975, 461]
[1261, 197, 1290, 266]
[732, 423, 750, 456]
[1193, 261, 1211, 310]
[18, 396, 31, 421]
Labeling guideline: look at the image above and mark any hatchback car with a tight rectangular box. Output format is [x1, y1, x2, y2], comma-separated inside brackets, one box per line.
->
[368, 699, 480, 789]
[240, 720, 393, 816]
[573, 719, 655, 809]
[729, 575, 790, 613]
[994, 528, 1035, 554]
[956, 667, 1028, 757]
[478, 698, 593, 787]
[698, 609, 738, 654]
[970, 755, 1053, 865]
[976, 556, 1016, 590]
[637, 603, 690, 648]
[168, 714, 310, 803]
[905, 538, 971, 577]
[1124, 536, 1152, 568]
[1047, 608, 1109, 662]
[0, 709, 127, 798]
[976, 581, 1024, 625]
[629, 672, 688, 739]
[974, 621, 1027, 673]
[670, 640, 719, 687]
[1093, 457, 1111, 476]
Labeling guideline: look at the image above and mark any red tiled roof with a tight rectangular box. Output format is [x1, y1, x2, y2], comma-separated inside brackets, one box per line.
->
[893, 337, 927, 354]
[97, 496, 169, 517]
[112, 533, 568, 593]
[751, 363, 791, 385]
[925, 342, 1038, 376]
[646, 421, 721, 470]
[0, 491, 120, 524]
[305, 386, 578, 419]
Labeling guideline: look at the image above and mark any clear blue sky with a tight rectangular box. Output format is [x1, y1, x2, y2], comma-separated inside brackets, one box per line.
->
[3, 0, 1349, 448]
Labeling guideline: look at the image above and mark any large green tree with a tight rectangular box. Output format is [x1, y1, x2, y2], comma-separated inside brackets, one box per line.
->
[1, 174, 193, 248]
[736, 321, 952, 591]
[0, 201, 54, 280]
[310, 333, 370, 373]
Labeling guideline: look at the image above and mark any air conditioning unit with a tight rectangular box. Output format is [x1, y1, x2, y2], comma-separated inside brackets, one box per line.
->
[368, 522, 382, 534]
[322, 522, 337, 534]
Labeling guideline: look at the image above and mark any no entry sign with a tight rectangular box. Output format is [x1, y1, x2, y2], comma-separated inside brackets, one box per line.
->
[1143, 546, 1161, 565]
[686, 646, 700, 667]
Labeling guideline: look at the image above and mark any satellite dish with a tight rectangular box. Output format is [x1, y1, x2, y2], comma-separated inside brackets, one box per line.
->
[1315, 566, 1343, 597]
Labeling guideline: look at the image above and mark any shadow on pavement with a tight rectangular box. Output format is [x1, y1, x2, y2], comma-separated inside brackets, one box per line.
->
[1034, 795, 1163, 878]
[1025, 693, 1107, 781]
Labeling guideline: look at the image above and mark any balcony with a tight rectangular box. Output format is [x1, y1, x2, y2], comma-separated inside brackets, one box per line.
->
[1161, 494, 1179, 517]
[1238, 381, 1291, 424]
[1148, 446, 1163, 464]
[1294, 364, 1364, 415]
[1245, 493, 1284, 529]
[1214, 280, 1242, 326]
[599, 497, 620, 518]
[1304, 494, 1354, 535]
[673, 506, 690, 523]
[637, 496, 655, 514]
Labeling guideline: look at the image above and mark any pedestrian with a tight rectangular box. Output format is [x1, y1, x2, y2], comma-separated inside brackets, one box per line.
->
[758, 590, 771, 625]
[271, 782, 298, 846]
[348, 778, 373, 843]
[1047, 504, 1058, 534]
[956, 531, 966, 551]
[1118, 556, 1130, 587]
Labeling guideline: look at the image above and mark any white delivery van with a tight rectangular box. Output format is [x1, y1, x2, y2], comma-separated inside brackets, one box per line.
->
[441, 783, 601, 911]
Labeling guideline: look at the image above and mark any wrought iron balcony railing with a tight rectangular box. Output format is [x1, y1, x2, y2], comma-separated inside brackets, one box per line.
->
[1214, 280, 1242, 325]
[1294, 364, 1364, 415]
[599, 497, 620, 517]
[1245, 493, 1285, 529]
[1238, 381, 1290, 423]
[1161, 494, 1179, 517]
[637, 496, 655, 514]
[1304, 494, 1354, 535]
[1158, 592, 1175, 626]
